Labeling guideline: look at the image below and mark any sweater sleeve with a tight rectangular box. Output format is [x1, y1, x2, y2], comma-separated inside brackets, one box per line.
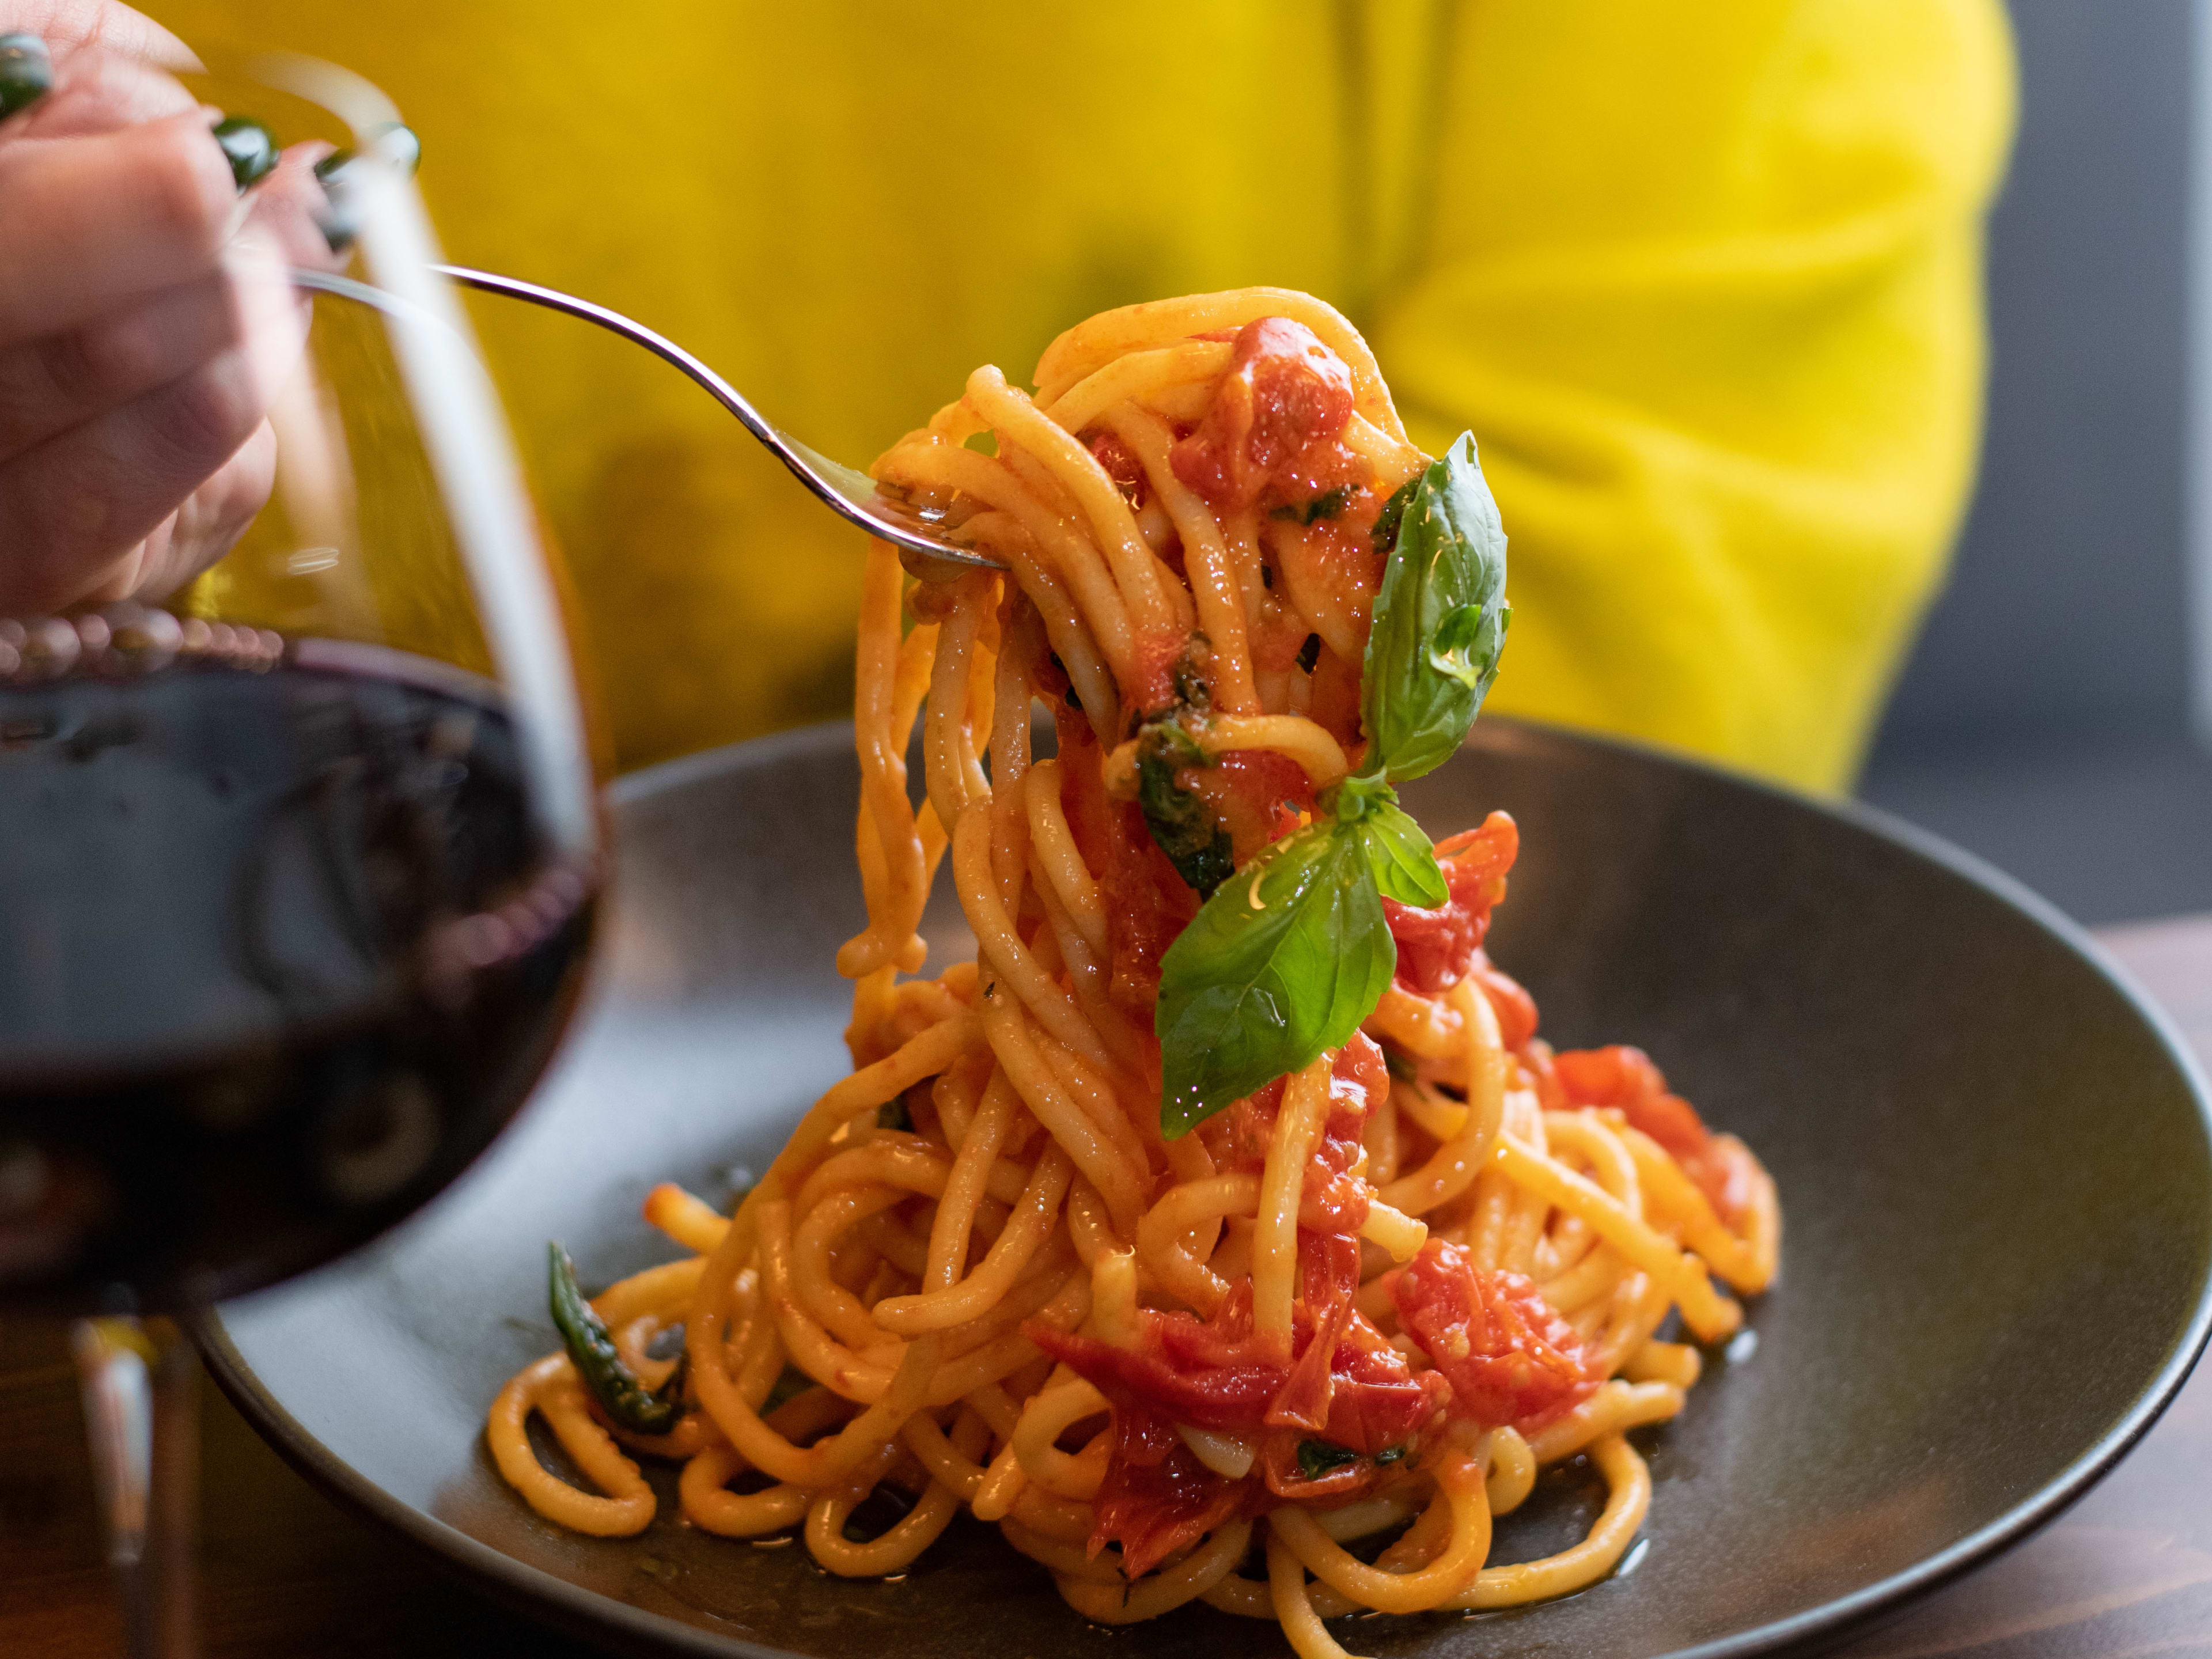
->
[1373, 0, 2016, 791]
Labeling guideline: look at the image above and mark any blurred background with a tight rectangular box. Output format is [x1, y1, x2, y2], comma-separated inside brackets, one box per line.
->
[1857, 0, 2212, 924]
[151, 0, 2210, 927]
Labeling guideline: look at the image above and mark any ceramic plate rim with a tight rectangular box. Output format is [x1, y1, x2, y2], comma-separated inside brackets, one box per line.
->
[197, 714, 2212, 1659]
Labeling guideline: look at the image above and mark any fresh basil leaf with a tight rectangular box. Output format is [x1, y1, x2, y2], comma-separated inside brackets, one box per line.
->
[1352, 797, 1449, 908]
[1156, 820, 1395, 1136]
[1431, 601, 1502, 691]
[1271, 484, 1353, 527]
[1135, 721, 1234, 899]
[1375, 1444, 1408, 1466]
[1361, 434, 1510, 783]
[1372, 475, 1418, 556]
[1296, 1438, 1362, 1480]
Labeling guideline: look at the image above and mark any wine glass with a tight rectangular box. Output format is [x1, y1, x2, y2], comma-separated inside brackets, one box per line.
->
[0, 47, 600, 1657]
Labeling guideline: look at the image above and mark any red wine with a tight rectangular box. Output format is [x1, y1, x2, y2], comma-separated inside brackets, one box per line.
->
[0, 623, 595, 1312]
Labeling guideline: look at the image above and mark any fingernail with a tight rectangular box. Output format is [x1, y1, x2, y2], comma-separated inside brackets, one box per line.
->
[212, 113, 279, 191]
[312, 124, 421, 253]
[366, 121, 421, 175]
[0, 33, 52, 121]
[310, 143, 358, 250]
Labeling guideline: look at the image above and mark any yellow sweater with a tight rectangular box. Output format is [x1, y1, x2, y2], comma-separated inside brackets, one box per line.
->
[167, 0, 2014, 790]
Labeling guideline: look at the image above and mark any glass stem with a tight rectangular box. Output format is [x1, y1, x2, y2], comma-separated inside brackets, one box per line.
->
[72, 1316, 200, 1659]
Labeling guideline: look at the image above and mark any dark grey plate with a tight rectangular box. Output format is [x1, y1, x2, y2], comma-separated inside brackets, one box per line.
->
[200, 718, 2212, 1659]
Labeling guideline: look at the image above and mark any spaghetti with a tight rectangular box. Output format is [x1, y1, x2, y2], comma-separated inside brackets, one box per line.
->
[490, 289, 1780, 1659]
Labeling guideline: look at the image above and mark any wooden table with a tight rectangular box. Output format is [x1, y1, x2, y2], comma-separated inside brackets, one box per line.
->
[3, 919, 2209, 1659]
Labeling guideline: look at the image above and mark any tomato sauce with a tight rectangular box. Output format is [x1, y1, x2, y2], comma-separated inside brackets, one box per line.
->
[1087, 429, 1148, 509]
[1198, 1033, 1385, 1233]
[1017, 327, 1752, 1582]
[1126, 628, 1194, 718]
[1180, 747, 1313, 863]
[1389, 1237, 1599, 1433]
[1471, 955, 1539, 1052]
[1099, 801, 1199, 1015]
[1025, 1229, 1449, 1571]
[1023, 1043, 1444, 1573]
[1054, 703, 1194, 1014]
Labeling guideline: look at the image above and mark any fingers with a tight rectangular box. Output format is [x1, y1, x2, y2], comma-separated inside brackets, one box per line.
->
[12, 1, 193, 70]
[90, 420, 277, 605]
[0, 128, 336, 460]
[0, 24, 315, 615]
[0, 271, 240, 457]
[247, 143, 346, 272]
[0, 108, 236, 345]
[0, 235, 302, 615]
[11, 38, 197, 133]
[0, 350, 271, 613]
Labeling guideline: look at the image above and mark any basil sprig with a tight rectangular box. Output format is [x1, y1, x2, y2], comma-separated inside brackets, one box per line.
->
[1154, 433, 1509, 1136]
[1344, 791, 1449, 908]
[1361, 434, 1511, 785]
[1156, 819, 1392, 1136]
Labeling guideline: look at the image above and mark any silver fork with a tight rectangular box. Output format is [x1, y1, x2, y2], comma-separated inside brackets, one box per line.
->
[433, 266, 1009, 577]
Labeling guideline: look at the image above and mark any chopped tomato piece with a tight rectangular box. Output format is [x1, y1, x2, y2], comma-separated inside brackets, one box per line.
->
[1089, 1402, 1244, 1578]
[1383, 811, 1518, 995]
[1025, 1224, 1442, 1453]
[1313, 1335, 1443, 1456]
[1171, 318, 1356, 507]
[1196, 1035, 1385, 1232]
[1266, 1233, 1361, 1431]
[1332, 1031, 1388, 1118]
[1687, 1135, 1763, 1232]
[1520, 1036, 1567, 1112]
[1031, 1321, 1283, 1432]
[1551, 1043, 1753, 1222]
[1199, 1075, 1283, 1174]
[1553, 1046, 1705, 1158]
[1253, 1431, 1369, 1504]
[1051, 701, 1198, 1014]
[1391, 1238, 1598, 1432]
[1099, 799, 1200, 1016]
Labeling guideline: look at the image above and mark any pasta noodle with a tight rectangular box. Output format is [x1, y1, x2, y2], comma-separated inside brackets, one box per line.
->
[490, 290, 1780, 1659]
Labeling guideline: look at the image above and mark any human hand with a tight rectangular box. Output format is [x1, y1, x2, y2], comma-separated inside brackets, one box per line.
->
[0, 2, 328, 617]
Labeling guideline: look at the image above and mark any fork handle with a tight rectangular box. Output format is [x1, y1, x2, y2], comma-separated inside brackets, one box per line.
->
[429, 265, 1005, 573]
